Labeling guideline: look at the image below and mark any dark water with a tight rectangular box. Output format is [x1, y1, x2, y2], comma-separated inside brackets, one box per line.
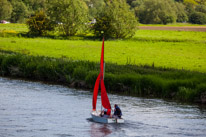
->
[0, 77, 205, 137]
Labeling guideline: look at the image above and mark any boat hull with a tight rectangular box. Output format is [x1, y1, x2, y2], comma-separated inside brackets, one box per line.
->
[91, 111, 124, 124]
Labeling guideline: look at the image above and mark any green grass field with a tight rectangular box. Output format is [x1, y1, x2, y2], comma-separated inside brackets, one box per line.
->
[0, 24, 206, 73]
[0, 23, 28, 32]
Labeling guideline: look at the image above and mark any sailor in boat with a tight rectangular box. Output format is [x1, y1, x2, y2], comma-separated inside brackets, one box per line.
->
[100, 108, 111, 118]
[113, 104, 122, 118]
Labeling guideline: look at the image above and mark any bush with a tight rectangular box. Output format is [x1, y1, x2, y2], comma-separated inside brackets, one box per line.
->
[85, 71, 99, 86]
[189, 12, 206, 24]
[73, 66, 87, 80]
[136, 0, 177, 24]
[176, 87, 196, 102]
[1, 55, 21, 76]
[26, 11, 55, 36]
[93, 0, 138, 39]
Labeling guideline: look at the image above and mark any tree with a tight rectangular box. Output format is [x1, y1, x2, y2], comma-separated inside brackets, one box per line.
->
[175, 2, 188, 22]
[26, 11, 55, 36]
[84, 0, 105, 20]
[195, 0, 206, 5]
[136, 0, 177, 24]
[183, 0, 198, 13]
[131, 0, 144, 8]
[47, 0, 89, 36]
[189, 11, 206, 24]
[93, 0, 138, 39]
[196, 4, 206, 13]
[22, 0, 46, 13]
[10, 0, 28, 23]
[0, 0, 12, 21]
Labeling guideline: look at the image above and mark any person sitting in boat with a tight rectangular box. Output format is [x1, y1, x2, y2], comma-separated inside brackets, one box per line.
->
[101, 108, 111, 118]
[113, 104, 122, 118]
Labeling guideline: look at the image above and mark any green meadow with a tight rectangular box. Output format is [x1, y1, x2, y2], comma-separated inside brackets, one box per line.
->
[0, 23, 28, 32]
[0, 24, 205, 72]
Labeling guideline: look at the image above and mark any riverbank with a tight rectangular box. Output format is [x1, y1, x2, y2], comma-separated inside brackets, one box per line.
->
[0, 51, 206, 104]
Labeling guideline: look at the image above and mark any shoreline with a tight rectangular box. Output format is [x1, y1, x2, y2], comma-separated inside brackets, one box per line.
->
[0, 52, 206, 104]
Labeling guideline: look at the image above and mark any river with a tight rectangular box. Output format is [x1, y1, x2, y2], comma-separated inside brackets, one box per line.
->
[0, 77, 205, 137]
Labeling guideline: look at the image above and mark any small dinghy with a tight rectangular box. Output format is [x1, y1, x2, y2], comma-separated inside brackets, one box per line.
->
[91, 38, 124, 124]
[91, 110, 124, 124]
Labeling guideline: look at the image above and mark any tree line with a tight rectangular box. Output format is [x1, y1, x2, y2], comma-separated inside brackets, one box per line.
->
[0, 0, 206, 38]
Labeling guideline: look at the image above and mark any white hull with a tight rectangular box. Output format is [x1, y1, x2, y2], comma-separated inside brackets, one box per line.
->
[91, 111, 124, 124]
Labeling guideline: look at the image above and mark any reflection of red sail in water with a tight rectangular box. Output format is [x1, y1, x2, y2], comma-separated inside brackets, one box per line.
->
[90, 123, 112, 137]
[92, 38, 111, 111]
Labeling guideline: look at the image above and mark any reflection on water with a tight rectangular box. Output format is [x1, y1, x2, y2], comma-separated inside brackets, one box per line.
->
[90, 122, 112, 137]
[0, 77, 206, 137]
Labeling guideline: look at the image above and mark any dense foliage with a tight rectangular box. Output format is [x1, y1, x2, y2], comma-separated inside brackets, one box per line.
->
[0, 0, 205, 29]
[26, 11, 55, 36]
[47, 0, 88, 36]
[135, 0, 177, 24]
[0, 0, 12, 21]
[189, 11, 206, 24]
[10, 0, 28, 23]
[93, 0, 138, 39]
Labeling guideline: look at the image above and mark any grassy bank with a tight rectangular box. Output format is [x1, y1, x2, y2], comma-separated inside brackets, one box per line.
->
[0, 35, 205, 72]
[0, 52, 206, 103]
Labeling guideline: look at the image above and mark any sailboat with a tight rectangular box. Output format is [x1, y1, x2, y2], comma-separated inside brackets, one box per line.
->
[91, 38, 124, 124]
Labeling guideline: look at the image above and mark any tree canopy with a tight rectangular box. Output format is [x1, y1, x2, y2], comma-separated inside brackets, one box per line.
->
[0, 0, 205, 37]
[93, 0, 138, 39]
[47, 0, 88, 36]
[0, 0, 12, 21]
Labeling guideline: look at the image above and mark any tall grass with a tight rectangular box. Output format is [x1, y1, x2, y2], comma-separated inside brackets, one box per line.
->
[0, 52, 206, 103]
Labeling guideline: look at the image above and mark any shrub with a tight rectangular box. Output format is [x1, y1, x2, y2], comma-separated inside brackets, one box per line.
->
[26, 11, 55, 36]
[189, 11, 206, 24]
[85, 71, 99, 86]
[93, 0, 138, 39]
[176, 87, 196, 102]
[73, 66, 87, 80]
[0, 55, 21, 76]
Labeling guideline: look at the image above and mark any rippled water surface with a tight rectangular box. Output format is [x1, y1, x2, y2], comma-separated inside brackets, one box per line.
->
[0, 77, 206, 137]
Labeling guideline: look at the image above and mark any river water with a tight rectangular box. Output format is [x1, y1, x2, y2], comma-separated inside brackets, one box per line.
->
[0, 77, 205, 137]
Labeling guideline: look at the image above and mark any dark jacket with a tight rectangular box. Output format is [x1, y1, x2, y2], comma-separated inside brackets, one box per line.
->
[114, 106, 122, 118]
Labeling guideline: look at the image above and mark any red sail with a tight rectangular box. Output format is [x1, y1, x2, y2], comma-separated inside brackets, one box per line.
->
[92, 37, 111, 110]
[92, 74, 101, 110]
[100, 79, 111, 109]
